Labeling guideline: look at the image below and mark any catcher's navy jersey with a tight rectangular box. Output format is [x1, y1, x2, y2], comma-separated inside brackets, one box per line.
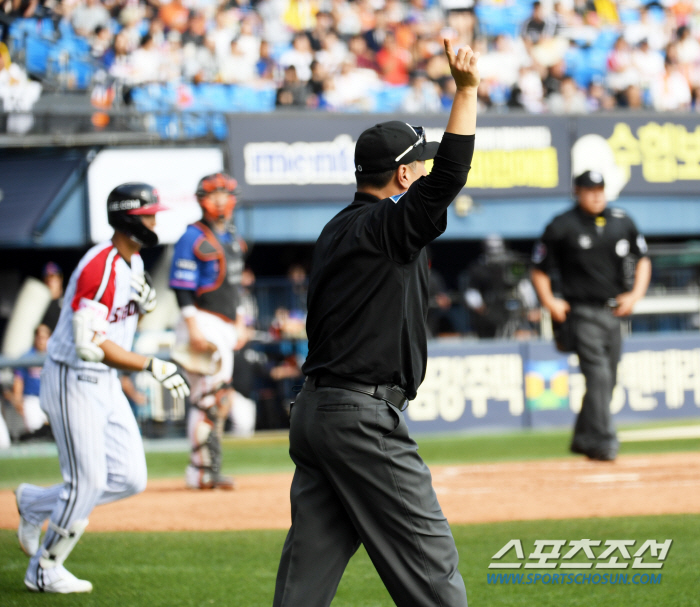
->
[170, 221, 244, 321]
[533, 205, 648, 304]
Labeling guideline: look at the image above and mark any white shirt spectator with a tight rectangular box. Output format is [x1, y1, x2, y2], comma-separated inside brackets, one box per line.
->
[72, 0, 111, 36]
[279, 34, 314, 82]
[401, 75, 442, 113]
[651, 65, 691, 111]
[219, 40, 257, 83]
[631, 43, 665, 90]
[547, 78, 587, 113]
[477, 35, 529, 88]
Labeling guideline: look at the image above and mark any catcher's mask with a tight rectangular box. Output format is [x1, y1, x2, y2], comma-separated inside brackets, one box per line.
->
[196, 172, 238, 223]
[107, 182, 168, 247]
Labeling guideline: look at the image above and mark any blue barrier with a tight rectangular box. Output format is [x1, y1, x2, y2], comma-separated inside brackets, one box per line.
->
[405, 334, 700, 434]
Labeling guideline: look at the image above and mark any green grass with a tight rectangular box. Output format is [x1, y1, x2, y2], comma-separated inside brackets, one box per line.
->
[2, 423, 699, 604]
[2, 515, 699, 606]
[2, 422, 699, 489]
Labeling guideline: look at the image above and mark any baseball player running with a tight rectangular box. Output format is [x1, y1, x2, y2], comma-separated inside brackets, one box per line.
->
[169, 172, 244, 490]
[14, 183, 189, 594]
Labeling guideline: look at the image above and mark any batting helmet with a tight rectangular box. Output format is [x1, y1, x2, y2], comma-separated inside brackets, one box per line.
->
[195, 172, 238, 223]
[107, 182, 168, 247]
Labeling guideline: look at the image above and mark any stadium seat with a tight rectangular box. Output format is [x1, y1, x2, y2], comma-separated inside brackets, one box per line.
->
[24, 36, 52, 75]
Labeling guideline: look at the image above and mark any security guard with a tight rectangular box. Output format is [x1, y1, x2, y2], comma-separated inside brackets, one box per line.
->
[531, 170, 651, 461]
[272, 40, 479, 607]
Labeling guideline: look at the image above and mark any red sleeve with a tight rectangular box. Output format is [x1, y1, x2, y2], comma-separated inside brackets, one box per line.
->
[71, 246, 118, 312]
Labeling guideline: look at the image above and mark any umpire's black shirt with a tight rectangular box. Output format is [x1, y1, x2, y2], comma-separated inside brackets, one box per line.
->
[533, 204, 648, 304]
[302, 133, 475, 400]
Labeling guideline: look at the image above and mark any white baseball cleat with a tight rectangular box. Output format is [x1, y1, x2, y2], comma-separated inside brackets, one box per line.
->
[25, 565, 93, 594]
[15, 484, 41, 557]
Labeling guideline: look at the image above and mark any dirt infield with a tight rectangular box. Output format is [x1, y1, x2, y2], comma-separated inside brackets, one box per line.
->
[2, 452, 700, 532]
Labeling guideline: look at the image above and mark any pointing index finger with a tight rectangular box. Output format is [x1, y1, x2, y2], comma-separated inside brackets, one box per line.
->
[444, 38, 455, 63]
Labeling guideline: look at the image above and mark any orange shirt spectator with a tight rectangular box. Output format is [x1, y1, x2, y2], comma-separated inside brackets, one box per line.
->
[376, 32, 411, 85]
[159, 0, 190, 34]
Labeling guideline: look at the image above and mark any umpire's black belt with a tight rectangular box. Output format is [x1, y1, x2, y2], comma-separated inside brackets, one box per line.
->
[308, 373, 408, 411]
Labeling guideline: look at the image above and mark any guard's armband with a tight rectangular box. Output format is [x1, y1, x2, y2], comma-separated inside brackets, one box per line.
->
[73, 298, 109, 362]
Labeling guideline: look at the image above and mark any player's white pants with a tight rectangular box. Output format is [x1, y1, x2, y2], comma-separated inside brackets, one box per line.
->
[22, 395, 49, 433]
[20, 359, 147, 551]
[175, 309, 237, 405]
[0, 411, 10, 449]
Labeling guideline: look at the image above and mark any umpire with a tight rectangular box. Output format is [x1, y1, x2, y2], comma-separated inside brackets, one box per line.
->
[272, 40, 479, 607]
[531, 170, 651, 461]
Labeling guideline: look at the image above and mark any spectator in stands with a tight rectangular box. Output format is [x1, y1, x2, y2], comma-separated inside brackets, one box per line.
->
[285, 263, 308, 317]
[547, 75, 587, 113]
[255, 39, 276, 80]
[117, 4, 146, 52]
[315, 29, 348, 74]
[619, 83, 644, 109]
[275, 65, 309, 107]
[606, 36, 636, 95]
[363, 8, 389, 53]
[348, 33, 378, 71]
[521, 1, 554, 47]
[651, 56, 691, 111]
[631, 38, 665, 95]
[208, 7, 238, 63]
[236, 14, 261, 67]
[511, 65, 544, 112]
[323, 56, 379, 110]
[71, 0, 110, 38]
[130, 33, 163, 84]
[0, 41, 41, 133]
[182, 11, 206, 47]
[5, 325, 51, 438]
[219, 37, 256, 83]
[376, 30, 411, 85]
[279, 31, 314, 82]
[39, 262, 63, 333]
[90, 24, 114, 61]
[307, 10, 334, 51]
[401, 69, 442, 113]
[586, 77, 615, 111]
[159, 0, 191, 35]
[624, 4, 668, 51]
[542, 59, 565, 97]
[306, 59, 328, 99]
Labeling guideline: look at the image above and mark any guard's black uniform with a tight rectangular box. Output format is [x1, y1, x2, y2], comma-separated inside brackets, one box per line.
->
[533, 204, 648, 458]
[273, 132, 474, 607]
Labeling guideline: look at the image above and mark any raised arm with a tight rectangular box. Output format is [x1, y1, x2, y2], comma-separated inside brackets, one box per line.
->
[443, 39, 480, 136]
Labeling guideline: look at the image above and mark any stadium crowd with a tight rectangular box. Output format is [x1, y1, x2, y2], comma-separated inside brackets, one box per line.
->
[2, 0, 700, 112]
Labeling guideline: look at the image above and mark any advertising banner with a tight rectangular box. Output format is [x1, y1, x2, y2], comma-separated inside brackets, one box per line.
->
[574, 116, 700, 198]
[87, 147, 224, 244]
[226, 113, 571, 205]
[405, 334, 700, 434]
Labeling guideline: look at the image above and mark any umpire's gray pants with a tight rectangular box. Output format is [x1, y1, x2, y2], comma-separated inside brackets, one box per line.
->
[571, 304, 622, 455]
[273, 381, 468, 607]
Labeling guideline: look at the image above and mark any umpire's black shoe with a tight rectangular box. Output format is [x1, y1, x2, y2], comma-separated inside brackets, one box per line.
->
[587, 449, 616, 462]
[569, 442, 588, 456]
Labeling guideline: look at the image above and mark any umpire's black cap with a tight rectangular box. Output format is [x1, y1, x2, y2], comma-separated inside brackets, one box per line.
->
[355, 121, 439, 174]
[573, 170, 605, 188]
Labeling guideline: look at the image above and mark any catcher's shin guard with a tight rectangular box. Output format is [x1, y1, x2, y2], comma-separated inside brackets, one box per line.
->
[188, 404, 234, 489]
[39, 519, 89, 569]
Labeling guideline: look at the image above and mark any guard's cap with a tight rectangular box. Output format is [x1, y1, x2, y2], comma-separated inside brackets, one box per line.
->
[354, 121, 439, 174]
[574, 170, 605, 188]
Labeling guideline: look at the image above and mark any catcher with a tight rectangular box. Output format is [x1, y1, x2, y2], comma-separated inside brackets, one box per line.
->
[169, 172, 246, 489]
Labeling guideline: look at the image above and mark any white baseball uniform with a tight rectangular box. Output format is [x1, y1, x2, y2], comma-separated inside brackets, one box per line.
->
[18, 242, 148, 579]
